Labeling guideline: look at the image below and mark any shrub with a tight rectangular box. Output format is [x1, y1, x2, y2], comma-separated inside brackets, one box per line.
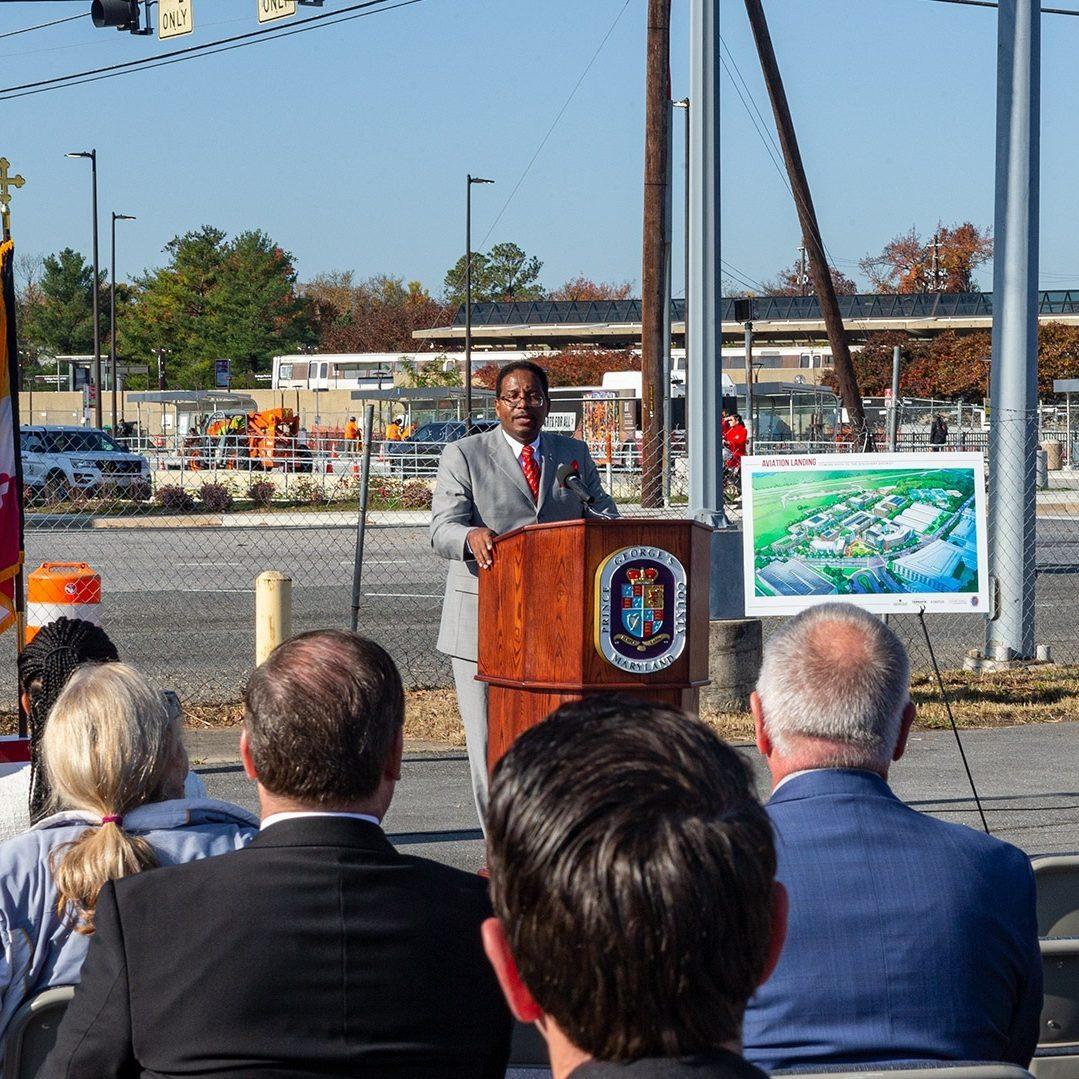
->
[156, 484, 195, 512]
[199, 482, 234, 512]
[289, 477, 325, 506]
[401, 480, 433, 509]
[247, 479, 275, 509]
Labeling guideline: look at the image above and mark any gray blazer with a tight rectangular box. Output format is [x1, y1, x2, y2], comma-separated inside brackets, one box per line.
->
[430, 427, 617, 661]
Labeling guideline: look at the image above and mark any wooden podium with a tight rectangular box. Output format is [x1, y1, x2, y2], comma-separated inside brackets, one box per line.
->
[477, 517, 712, 769]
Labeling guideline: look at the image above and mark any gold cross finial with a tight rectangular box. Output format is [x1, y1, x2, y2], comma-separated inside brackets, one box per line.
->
[0, 158, 26, 240]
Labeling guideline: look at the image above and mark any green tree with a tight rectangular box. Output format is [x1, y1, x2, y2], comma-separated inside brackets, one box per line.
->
[121, 226, 313, 387]
[443, 242, 545, 305]
[19, 248, 103, 360]
[400, 355, 461, 387]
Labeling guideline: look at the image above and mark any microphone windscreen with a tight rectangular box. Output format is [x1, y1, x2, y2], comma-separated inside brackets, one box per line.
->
[555, 462, 574, 487]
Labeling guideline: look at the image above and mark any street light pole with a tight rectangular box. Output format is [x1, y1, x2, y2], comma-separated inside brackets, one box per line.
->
[464, 174, 493, 431]
[110, 211, 136, 432]
[66, 149, 102, 428]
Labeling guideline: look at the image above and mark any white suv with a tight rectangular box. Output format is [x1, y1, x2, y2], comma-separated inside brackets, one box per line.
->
[21, 426, 152, 501]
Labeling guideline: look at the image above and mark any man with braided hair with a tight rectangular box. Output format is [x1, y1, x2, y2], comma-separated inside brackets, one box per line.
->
[0, 618, 205, 840]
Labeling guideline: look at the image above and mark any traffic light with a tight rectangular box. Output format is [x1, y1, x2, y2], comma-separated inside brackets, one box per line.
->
[90, 0, 151, 33]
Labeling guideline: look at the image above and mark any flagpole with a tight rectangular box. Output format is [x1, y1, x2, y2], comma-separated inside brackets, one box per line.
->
[2, 227, 27, 737]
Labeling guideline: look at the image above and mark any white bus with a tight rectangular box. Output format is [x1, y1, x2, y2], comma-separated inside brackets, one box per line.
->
[270, 350, 542, 391]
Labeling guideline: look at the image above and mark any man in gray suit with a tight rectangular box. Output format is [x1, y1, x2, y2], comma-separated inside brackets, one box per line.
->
[430, 361, 617, 822]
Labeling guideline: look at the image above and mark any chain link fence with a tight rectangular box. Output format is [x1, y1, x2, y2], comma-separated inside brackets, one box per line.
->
[6, 402, 1073, 708]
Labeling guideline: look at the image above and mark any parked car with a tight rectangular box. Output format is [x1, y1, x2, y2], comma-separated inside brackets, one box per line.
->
[383, 419, 498, 475]
[21, 426, 152, 501]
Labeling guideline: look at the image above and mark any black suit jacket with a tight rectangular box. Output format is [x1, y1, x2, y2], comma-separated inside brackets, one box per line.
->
[42, 817, 512, 1079]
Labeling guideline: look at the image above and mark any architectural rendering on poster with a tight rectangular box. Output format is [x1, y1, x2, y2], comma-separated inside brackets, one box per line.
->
[741, 452, 989, 617]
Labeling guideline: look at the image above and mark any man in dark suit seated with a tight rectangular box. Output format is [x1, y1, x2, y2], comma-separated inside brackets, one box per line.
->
[742, 602, 1042, 1073]
[481, 697, 787, 1079]
[43, 630, 512, 1079]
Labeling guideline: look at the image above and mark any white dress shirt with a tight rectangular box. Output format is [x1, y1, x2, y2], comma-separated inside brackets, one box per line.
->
[502, 428, 541, 462]
[260, 810, 381, 831]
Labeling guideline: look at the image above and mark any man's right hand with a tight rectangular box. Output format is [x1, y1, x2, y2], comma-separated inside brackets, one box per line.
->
[467, 527, 497, 569]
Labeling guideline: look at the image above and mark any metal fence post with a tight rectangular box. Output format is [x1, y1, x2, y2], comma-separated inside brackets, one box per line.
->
[888, 345, 901, 452]
[349, 404, 375, 633]
[987, 0, 1040, 660]
[687, 0, 726, 548]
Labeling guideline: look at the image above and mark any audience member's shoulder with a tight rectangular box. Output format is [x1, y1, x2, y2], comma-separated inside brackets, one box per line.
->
[397, 850, 494, 909]
[929, 813, 1033, 871]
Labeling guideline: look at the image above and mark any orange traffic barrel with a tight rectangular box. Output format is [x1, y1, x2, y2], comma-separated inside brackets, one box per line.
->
[26, 562, 102, 643]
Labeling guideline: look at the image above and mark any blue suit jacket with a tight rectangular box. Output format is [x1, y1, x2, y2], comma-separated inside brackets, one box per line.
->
[743, 769, 1042, 1072]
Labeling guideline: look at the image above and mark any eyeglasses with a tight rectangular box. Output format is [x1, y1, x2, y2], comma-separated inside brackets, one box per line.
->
[497, 392, 546, 407]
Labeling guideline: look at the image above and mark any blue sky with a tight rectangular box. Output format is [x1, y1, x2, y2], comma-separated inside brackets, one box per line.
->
[2, 0, 1078, 296]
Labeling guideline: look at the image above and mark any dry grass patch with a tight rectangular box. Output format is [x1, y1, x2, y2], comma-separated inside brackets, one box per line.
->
[2, 665, 1074, 747]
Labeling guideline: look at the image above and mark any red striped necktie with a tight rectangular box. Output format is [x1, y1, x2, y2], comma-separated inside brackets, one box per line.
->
[520, 444, 540, 502]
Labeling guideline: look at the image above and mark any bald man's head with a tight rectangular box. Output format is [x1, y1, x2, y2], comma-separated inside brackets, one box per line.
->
[755, 603, 911, 772]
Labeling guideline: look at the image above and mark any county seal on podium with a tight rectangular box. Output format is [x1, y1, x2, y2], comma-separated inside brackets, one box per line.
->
[595, 545, 688, 673]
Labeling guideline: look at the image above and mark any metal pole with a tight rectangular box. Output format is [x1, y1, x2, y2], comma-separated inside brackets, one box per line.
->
[743, 320, 754, 452]
[110, 212, 117, 430]
[465, 175, 473, 430]
[987, 0, 1039, 660]
[888, 344, 901, 452]
[90, 150, 102, 429]
[349, 404, 376, 632]
[687, 0, 725, 540]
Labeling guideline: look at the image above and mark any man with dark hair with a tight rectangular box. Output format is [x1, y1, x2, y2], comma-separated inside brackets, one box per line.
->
[482, 696, 787, 1078]
[44, 630, 512, 1079]
[431, 361, 616, 823]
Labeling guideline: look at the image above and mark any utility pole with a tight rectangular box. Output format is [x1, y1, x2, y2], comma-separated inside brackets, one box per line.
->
[641, 0, 671, 509]
[987, 0, 1040, 661]
[743, 0, 869, 445]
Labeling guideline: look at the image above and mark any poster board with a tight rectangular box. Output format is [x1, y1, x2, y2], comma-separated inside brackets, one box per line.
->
[741, 452, 989, 616]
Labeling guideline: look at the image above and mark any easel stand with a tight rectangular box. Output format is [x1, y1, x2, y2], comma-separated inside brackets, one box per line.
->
[918, 608, 990, 835]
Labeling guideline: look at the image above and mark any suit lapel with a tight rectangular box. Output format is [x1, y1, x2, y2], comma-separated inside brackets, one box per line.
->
[536, 435, 555, 513]
[487, 428, 537, 508]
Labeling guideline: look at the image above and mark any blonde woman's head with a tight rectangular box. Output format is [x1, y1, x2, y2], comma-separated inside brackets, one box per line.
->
[44, 662, 189, 933]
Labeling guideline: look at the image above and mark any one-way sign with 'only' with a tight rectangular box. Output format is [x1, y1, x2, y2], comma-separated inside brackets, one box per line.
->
[158, 0, 193, 38]
[258, 0, 296, 22]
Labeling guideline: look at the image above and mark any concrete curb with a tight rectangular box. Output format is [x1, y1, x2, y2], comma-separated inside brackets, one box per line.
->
[26, 509, 433, 531]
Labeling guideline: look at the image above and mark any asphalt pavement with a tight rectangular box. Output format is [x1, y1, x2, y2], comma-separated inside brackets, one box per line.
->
[197, 721, 1079, 872]
[8, 515, 1079, 704]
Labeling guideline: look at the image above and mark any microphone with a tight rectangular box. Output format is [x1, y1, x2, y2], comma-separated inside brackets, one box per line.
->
[556, 461, 617, 520]
[556, 462, 595, 505]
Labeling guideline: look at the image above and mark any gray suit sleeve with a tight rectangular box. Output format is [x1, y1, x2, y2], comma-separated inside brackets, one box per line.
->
[578, 444, 619, 517]
[430, 441, 476, 561]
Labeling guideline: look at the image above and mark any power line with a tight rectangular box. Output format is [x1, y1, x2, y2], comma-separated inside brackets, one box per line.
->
[0, 0, 420, 99]
[0, 9, 83, 39]
[921, 0, 1079, 13]
[475, 0, 632, 251]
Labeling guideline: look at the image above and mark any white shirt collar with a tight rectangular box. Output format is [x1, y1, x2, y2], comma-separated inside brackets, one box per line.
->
[773, 767, 828, 792]
[772, 766, 880, 793]
[260, 810, 381, 832]
[502, 427, 541, 459]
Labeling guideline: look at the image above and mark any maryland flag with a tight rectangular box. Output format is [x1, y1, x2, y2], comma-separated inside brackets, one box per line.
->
[0, 241, 24, 634]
